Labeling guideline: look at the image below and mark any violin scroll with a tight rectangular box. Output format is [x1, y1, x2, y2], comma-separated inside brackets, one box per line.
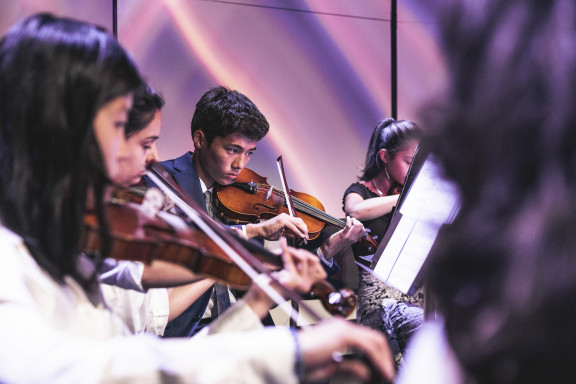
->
[308, 281, 357, 318]
[357, 233, 378, 254]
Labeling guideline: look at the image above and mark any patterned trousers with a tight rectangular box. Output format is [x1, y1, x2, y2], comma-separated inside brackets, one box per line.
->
[356, 270, 424, 368]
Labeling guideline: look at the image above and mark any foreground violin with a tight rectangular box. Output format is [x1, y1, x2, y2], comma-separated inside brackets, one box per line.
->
[214, 168, 379, 253]
[145, 163, 386, 383]
[84, 201, 259, 288]
[83, 188, 357, 317]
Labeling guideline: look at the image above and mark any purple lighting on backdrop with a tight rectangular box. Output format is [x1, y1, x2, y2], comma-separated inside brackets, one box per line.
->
[0, 0, 445, 216]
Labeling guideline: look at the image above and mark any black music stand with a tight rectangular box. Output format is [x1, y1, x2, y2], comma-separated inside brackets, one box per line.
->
[366, 145, 461, 296]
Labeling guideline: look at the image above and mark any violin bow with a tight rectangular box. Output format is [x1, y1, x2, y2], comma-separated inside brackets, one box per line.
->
[276, 156, 308, 246]
[276, 155, 307, 324]
[276, 156, 297, 217]
[146, 162, 323, 324]
[275, 157, 387, 381]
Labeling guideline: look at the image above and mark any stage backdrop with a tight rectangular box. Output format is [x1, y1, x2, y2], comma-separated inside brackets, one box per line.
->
[0, 0, 445, 217]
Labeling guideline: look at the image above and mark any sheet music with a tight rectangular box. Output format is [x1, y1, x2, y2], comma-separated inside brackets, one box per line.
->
[372, 154, 461, 294]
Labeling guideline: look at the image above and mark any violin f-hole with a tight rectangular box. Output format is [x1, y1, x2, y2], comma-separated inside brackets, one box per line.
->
[253, 202, 278, 212]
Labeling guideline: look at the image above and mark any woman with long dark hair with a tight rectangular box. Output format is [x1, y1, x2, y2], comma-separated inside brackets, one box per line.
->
[0, 13, 393, 383]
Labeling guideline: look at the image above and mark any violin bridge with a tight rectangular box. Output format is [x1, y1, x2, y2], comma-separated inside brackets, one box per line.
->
[265, 186, 272, 201]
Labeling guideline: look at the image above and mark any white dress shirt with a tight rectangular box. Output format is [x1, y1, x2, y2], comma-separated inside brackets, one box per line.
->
[0, 226, 299, 384]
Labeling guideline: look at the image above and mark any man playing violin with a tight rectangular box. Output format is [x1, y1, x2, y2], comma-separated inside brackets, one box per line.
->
[161, 86, 308, 240]
[99, 84, 326, 335]
[150, 86, 366, 337]
[100, 84, 350, 337]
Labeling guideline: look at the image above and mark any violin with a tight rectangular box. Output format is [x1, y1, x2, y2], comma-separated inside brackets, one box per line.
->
[214, 168, 379, 253]
[83, 201, 262, 289]
[145, 163, 385, 383]
[84, 187, 357, 317]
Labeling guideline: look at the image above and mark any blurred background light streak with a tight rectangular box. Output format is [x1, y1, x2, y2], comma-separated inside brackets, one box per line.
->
[0, 0, 445, 216]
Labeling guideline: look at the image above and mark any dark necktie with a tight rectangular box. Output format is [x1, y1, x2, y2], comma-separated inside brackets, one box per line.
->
[203, 190, 217, 219]
[204, 189, 231, 316]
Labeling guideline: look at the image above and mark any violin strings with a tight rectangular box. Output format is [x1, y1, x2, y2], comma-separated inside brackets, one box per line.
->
[266, 186, 345, 228]
[270, 187, 343, 225]
[262, 184, 375, 248]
